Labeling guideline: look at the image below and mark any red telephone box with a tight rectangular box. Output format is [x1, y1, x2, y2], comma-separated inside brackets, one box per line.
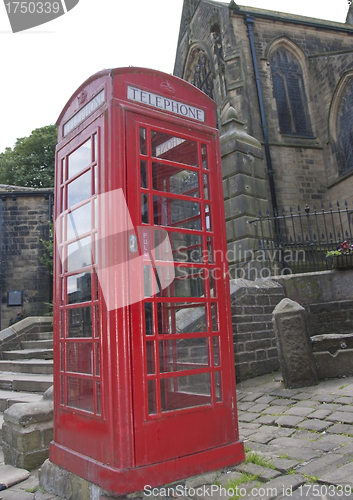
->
[51, 67, 244, 495]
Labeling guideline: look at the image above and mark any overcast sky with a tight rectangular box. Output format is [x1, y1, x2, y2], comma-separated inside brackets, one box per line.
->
[0, 0, 350, 154]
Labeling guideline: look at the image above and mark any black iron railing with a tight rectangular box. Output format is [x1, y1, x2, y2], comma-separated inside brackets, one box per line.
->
[248, 201, 353, 275]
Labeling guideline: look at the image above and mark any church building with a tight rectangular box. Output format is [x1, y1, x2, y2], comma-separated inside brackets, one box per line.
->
[174, 0, 353, 273]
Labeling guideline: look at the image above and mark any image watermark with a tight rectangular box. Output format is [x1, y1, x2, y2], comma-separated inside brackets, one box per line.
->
[3, 0, 79, 33]
[56, 189, 306, 309]
[144, 483, 353, 498]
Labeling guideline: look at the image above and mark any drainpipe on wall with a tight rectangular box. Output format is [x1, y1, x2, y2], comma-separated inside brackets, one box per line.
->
[245, 15, 278, 217]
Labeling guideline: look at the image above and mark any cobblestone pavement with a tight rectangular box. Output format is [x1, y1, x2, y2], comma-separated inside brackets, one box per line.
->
[1, 373, 353, 500]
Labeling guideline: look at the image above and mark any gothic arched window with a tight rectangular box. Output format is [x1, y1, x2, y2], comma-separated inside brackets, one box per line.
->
[336, 78, 353, 175]
[270, 46, 312, 137]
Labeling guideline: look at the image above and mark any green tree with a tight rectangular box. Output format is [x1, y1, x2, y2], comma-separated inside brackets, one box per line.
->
[0, 124, 57, 188]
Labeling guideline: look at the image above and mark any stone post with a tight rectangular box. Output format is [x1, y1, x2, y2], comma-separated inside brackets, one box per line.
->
[272, 298, 318, 389]
[220, 106, 271, 280]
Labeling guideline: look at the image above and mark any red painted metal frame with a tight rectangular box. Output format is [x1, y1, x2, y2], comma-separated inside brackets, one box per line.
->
[52, 67, 244, 495]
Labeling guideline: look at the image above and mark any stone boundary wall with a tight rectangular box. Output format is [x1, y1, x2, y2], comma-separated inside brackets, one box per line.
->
[230, 279, 284, 381]
[231, 270, 353, 381]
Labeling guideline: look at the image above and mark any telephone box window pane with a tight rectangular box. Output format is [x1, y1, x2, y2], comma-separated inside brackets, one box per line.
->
[148, 380, 157, 415]
[68, 171, 91, 209]
[94, 305, 99, 337]
[60, 376, 65, 405]
[164, 232, 203, 263]
[145, 302, 153, 336]
[140, 128, 147, 155]
[67, 343, 93, 374]
[68, 306, 92, 337]
[161, 373, 211, 411]
[67, 236, 91, 272]
[215, 372, 222, 402]
[151, 131, 198, 167]
[95, 344, 100, 376]
[146, 341, 155, 375]
[213, 337, 220, 366]
[158, 266, 204, 298]
[67, 272, 91, 304]
[140, 161, 148, 188]
[153, 228, 173, 262]
[144, 266, 152, 297]
[205, 205, 212, 231]
[203, 174, 210, 200]
[60, 344, 64, 371]
[152, 163, 199, 198]
[141, 194, 149, 223]
[67, 377, 94, 413]
[157, 303, 207, 334]
[207, 237, 214, 264]
[68, 139, 92, 179]
[67, 203, 91, 241]
[211, 304, 219, 332]
[93, 134, 98, 162]
[153, 196, 201, 230]
[96, 382, 101, 416]
[159, 337, 209, 373]
[201, 144, 208, 169]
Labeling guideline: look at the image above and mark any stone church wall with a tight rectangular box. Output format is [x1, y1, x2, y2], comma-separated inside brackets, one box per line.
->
[0, 188, 53, 329]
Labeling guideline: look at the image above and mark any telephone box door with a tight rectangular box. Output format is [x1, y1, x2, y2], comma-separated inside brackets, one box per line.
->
[126, 112, 238, 467]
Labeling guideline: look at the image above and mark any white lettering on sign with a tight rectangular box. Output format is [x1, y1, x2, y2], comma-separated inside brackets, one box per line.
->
[127, 86, 205, 122]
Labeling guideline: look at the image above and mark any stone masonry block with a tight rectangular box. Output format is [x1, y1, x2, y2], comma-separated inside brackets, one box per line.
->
[273, 298, 318, 389]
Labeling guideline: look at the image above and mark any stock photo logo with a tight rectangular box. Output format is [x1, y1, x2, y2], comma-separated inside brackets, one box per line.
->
[3, 0, 79, 32]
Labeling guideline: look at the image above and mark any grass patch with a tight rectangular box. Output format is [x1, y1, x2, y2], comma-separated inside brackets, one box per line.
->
[227, 473, 259, 500]
[245, 451, 275, 469]
[303, 474, 319, 483]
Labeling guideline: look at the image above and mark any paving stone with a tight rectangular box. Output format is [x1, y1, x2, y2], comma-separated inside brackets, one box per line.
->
[307, 409, 332, 419]
[243, 441, 320, 462]
[262, 406, 288, 415]
[256, 415, 278, 425]
[297, 418, 333, 433]
[313, 394, 336, 403]
[312, 434, 353, 452]
[268, 436, 312, 449]
[316, 403, 341, 411]
[184, 472, 218, 488]
[284, 407, 315, 417]
[327, 411, 353, 424]
[217, 471, 243, 487]
[248, 403, 269, 413]
[260, 426, 294, 437]
[235, 462, 281, 481]
[239, 422, 261, 429]
[334, 397, 353, 405]
[271, 457, 299, 473]
[238, 402, 257, 411]
[238, 413, 261, 423]
[275, 416, 304, 428]
[292, 430, 321, 441]
[247, 432, 276, 444]
[292, 392, 318, 401]
[319, 461, 353, 487]
[293, 400, 319, 408]
[296, 453, 348, 477]
[270, 389, 301, 399]
[254, 396, 276, 404]
[269, 399, 294, 406]
[241, 393, 266, 402]
[326, 423, 353, 436]
[240, 428, 260, 438]
[337, 405, 353, 412]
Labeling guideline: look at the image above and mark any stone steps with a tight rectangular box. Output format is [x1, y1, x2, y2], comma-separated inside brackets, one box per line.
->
[0, 321, 54, 445]
[0, 359, 53, 375]
[2, 348, 53, 360]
